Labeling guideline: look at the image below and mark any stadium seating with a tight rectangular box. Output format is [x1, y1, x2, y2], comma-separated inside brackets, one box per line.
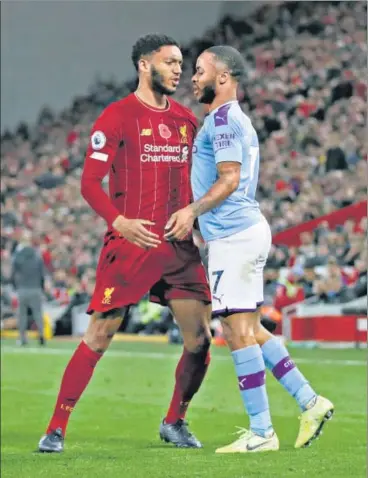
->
[1, 1, 366, 325]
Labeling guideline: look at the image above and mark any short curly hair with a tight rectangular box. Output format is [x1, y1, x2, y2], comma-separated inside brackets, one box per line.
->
[206, 45, 246, 81]
[131, 33, 180, 71]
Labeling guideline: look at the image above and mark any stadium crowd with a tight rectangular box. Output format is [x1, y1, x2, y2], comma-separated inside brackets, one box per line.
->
[1, 1, 367, 327]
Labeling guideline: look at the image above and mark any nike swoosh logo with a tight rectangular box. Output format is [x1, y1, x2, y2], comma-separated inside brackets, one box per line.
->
[246, 439, 271, 451]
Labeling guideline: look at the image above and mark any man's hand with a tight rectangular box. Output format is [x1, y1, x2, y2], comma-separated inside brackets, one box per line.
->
[164, 206, 195, 241]
[112, 215, 161, 249]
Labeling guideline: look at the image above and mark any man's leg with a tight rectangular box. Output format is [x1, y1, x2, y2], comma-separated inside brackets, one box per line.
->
[161, 299, 211, 448]
[38, 307, 126, 452]
[215, 309, 279, 454]
[203, 223, 277, 453]
[165, 299, 211, 423]
[28, 289, 45, 344]
[255, 324, 316, 409]
[255, 323, 334, 448]
[152, 238, 212, 447]
[17, 291, 29, 345]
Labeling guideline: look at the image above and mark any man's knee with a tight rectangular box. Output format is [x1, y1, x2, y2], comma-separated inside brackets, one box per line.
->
[183, 326, 212, 355]
[196, 331, 212, 355]
[253, 320, 262, 337]
[84, 336, 107, 354]
[84, 326, 108, 353]
[222, 313, 258, 350]
[84, 307, 125, 353]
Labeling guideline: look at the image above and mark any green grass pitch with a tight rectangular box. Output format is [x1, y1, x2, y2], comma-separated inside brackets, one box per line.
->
[1, 339, 366, 478]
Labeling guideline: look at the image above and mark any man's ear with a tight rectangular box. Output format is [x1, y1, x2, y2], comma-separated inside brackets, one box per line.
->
[138, 57, 151, 74]
[218, 71, 230, 85]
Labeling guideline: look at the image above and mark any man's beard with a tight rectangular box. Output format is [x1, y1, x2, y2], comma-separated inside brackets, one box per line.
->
[151, 65, 176, 96]
[199, 83, 216, 104]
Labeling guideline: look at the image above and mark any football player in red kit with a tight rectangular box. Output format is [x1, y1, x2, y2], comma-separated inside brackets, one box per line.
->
[38, 34, 211, 453]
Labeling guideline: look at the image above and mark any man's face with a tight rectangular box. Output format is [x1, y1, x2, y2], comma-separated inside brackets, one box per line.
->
[148, 45, 183, 95]
[192, 52, 218, 104]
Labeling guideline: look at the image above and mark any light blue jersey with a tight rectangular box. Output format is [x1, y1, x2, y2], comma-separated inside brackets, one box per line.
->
[191, 101, 262, 242]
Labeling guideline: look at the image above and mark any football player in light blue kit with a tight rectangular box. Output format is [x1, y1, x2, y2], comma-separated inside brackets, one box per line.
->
[164, 46, 334, 453]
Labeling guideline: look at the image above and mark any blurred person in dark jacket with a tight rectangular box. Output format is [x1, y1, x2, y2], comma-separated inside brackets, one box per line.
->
[11, 231, 46, 345]
[324, 133, 348, 172]
[299, 263, 322, 299]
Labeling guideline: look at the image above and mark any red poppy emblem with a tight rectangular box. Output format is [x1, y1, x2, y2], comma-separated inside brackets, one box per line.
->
[158, 124, 172, 139]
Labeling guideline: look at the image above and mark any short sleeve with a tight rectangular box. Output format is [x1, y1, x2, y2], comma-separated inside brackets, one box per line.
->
[210, 107, 243, 164]
[85, 103, 122, 166]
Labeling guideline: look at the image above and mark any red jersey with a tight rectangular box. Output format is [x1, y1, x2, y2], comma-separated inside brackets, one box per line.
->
[81, 93, 197, 233]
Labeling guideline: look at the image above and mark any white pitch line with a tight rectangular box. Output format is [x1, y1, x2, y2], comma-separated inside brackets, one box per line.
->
[1, 346, 366, 366]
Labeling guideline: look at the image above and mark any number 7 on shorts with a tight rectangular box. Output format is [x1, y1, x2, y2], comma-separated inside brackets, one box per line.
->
[212, 270, 224, 294]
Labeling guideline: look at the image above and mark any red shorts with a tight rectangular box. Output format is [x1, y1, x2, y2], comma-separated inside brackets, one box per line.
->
[87, 231, 210, 314]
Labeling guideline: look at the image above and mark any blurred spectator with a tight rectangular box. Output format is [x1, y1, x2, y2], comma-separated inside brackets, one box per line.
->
[10, 231, 46, 344]
[312, 244, 330, 266]
[342, 234, 365, 266]
[314, 257, 344, 303]
[299, 232, 315, 256]
[274, 269, 306, 311]
[264, 268, 281, 302]
[299, 264, 321, 299]
[324, 133, 348, 172]
[267, 246, 288, 268]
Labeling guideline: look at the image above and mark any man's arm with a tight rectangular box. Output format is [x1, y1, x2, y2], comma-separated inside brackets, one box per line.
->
[190, 161, 241, 218]
[81, 104, 161, 248]
[164, 114, 244, 240]
[191, 116, 243, 218]
[164, 161, 240, 241]
[81, 104, 122, 226]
